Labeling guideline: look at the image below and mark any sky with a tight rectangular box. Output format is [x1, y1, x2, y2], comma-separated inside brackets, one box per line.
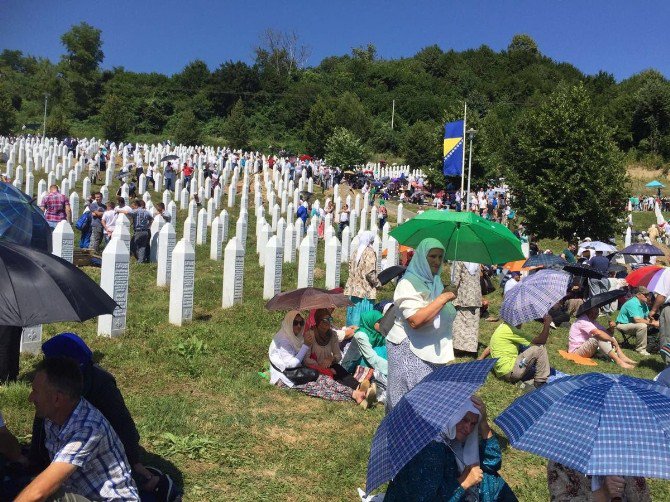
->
[1, 0, 669, 81]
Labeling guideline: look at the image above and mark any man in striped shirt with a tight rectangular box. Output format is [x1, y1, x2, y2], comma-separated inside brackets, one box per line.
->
[16, 358, 138, 502]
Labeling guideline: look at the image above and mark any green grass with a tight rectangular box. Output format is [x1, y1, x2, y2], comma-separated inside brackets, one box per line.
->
[1, 165, 669, 500]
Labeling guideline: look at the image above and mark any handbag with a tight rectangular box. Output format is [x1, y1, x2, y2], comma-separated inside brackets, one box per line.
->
[480, 272, 496, 295]
[282, 365, 319, 385]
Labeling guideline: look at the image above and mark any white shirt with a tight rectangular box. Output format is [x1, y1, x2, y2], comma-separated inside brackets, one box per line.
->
[504, 278, 519, 296]
[387, 274, 456, 364]
[101, 210, 117, 234]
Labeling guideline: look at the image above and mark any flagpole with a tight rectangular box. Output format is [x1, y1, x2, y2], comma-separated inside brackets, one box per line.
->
[460, 102, 467, 206]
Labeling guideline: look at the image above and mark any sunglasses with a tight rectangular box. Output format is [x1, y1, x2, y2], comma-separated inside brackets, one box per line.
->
[320, 317, 334, 324]
[293, 319, 305, 326]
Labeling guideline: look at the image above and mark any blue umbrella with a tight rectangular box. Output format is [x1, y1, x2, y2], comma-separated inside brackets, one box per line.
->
[523, 254, 568, 268]
[646, 180, 665, 188]
[0, 181, 51, 252]
[500, 269, 571, 326]
[366, 359, 496, 493]
[494, 373, 670, 479]
[620, 243, 664, 257]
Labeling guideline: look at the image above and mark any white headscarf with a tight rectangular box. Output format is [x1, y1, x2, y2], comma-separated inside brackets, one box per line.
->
[404, 237, 446, 301]
[443, 398, 481, 473]
[356, 230, 376, 263]
[276, 310, 304, 353]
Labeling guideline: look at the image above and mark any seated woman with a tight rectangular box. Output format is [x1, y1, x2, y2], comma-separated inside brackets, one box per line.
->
[568, 306, 637, 369]
[269, 311, 371, 407]
[547, 460, 650, 501]
[385, 396, 517, 501]
[303, 309, 376, 401]
[341, 310, 387, 378]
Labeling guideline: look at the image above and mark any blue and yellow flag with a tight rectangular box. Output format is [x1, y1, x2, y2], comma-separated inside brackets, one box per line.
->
[443, 120, 464, 176]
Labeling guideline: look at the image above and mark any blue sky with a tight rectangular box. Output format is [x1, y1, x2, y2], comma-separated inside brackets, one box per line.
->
[1, 0, 668, 80]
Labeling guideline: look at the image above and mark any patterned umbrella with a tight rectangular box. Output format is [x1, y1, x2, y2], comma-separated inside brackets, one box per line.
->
[0, 181, 51, 252]
[500, 269, 571, 326]
[494, 373, 670, 479]
[620, 243, 665, 257]
[578, 241, 617, 255]
[365, 359, 496, 494]
[625, 265, 668, 289]
[523, 254, 568, 268]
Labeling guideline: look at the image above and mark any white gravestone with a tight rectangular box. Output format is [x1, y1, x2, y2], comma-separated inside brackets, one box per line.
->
[207, 199, 215, 226]
[276, 217, 286, 249]
[220, 209, 229, 244]
[167, 201, 177, 223]
[382, 222, 391, 249]
[111, 220, 131, 251]
[222, 238, 245, 308]
[180, 188, 189, 210]
[163, 190, 172, 208]
[196, 208, 208, 245]
[156, 222, 176, 287]
[236, 212, 248, 249]
[373, 235, 383, 273]
[21, 325, 42, 354]
[37, 179, 47, 205]
[325, 236, 342, 290]
[263, 236, 283, 300]
[52, 220, 74, 263]
[350, 210, 358, 236]
[188, 199, 197, 220]
[341, 226, 351, 263]
[169, 239, 196, 326]
[297, 236, 316, 288]
[25, 172, 34, 197]
[138, 173, 147, 194]
[284, 222, 296, 263]
[227, 181, 236, 208]
[149, 214, 166, 262]
[69, 192, 80, 223]
[258, 222, 272, 266]
[183, 216, 196, 243]
[397, 203, 404, 225]
[97, 238, 129, 337]
[386, 236, 399, 267]
[210, 216, 223, 261]
[82, 177, 90, 200]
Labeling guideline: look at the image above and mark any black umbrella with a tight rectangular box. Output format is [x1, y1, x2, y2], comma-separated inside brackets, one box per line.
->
[0, 239, 117, 326]
[378, 265, 406, 286]
[563, 263, 606, 279]
[160, 154, 179, 162]
[608, 263, 627, 274]
[576, 289, 628, 317]
[0, 181, 51, 252]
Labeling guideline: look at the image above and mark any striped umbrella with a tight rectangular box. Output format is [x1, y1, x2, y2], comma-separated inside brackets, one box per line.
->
[625, 265, 668, 289]
[500, 269, 571, 326]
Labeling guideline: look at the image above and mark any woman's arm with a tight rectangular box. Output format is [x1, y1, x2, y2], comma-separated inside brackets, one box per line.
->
[407, 292, 456, 329]
[354, 332, 388, 375]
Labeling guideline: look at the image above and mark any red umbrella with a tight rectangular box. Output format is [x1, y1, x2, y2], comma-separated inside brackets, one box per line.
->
[299, 154, 312, 161]
[625, 265, 665, 287]
[265, 287, 352, 311]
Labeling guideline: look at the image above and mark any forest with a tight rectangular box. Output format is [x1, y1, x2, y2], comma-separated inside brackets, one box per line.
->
[2, 23, 670, 188]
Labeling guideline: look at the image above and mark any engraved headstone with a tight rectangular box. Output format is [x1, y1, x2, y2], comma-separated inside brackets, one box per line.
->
[52, 220, 74, 263]
[210, 216, 223, 260]
[97, 238, 129, 337]
[156, 222, 176, 287]
[263, 236, 283, 299]
[169, 239, 195, 326]
[325, 236, 342, 290]
[196, 208, 208, 245]
[149, 214, 166, 262]
[297, 235, 316, 288]
[222, 238, 245, 308]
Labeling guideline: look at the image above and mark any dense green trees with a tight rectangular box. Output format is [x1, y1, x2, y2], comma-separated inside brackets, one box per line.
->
[3, 25, 670, 189]
[325, 128, 367, 167]
[504, 83, 627, 240]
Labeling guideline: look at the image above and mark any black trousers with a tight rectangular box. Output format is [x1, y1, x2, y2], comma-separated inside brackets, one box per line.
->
[0, 326, 22, 383]
[330, 363, 359, 390]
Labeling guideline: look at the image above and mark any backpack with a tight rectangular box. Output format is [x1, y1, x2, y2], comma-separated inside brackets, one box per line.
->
[75, 211, 92, 233]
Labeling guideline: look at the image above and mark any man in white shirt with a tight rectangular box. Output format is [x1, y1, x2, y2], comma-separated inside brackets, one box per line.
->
[504, 273, 520, 296]
[101, 201, 117, 242]
[650, 272, 670, 365]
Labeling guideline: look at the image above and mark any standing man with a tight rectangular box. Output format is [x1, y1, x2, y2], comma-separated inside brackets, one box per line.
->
[88, 192, 106, 253]
[16, 357, 138, 501]
[116, 199, 153, 263]
[40, 185, 71, 229]
[616, 286, 657, 356]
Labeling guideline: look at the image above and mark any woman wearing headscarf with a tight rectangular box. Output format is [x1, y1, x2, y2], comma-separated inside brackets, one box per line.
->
[451, 261, 483, 355]
[385, 396, 517, 501]
[386, 238, 457, 411]
[344, 230, 381, 324]
[269, 311, 369, 405]
[341, 310, 386, 376]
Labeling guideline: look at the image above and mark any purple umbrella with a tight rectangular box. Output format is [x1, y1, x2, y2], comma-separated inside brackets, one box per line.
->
[620, 243, 664, 257]
[500, 269, 571, 326]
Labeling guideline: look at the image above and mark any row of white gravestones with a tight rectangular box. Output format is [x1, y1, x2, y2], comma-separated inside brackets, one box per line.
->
[222, 238, 245, 308]
[169, 239, 196, 326]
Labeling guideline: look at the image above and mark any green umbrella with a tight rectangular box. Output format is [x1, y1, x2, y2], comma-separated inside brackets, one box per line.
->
[389, 210, 524, 265]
